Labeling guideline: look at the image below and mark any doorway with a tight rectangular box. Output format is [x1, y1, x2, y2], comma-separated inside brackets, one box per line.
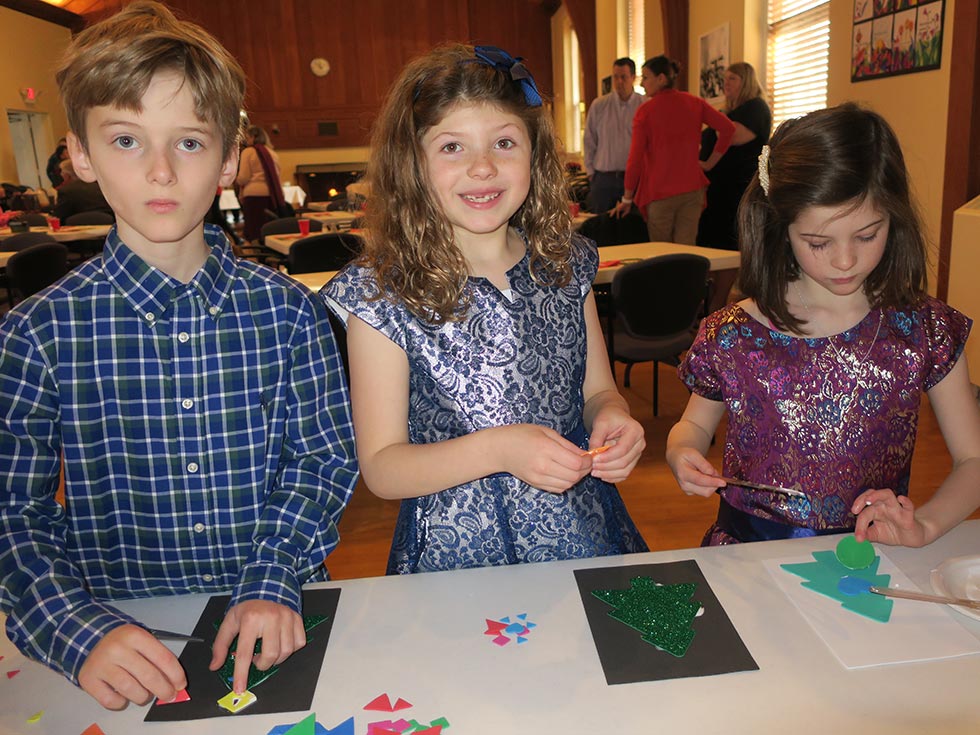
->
[7, 110, 52, 190]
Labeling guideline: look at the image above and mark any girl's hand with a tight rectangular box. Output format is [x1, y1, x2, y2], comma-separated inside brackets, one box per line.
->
[498, 424, 592, 493]
[666, 447, 725, 498]
[851, 489, 927, 547]
[588, 405, 645, 483]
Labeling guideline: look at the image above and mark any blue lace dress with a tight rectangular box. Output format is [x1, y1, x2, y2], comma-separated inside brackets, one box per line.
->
[323, 234, 647, 574]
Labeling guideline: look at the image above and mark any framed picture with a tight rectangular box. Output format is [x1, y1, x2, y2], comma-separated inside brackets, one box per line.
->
[851, 0, 944, 81]
[698, 23, 729, 104]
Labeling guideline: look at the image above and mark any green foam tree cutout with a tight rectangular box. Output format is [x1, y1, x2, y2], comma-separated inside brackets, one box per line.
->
[214, 614, 329, 691]
[781, 550, 893, 622]
[592, 576, 701, 657]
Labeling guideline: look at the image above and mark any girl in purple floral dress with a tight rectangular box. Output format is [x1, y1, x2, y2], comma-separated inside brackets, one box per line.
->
[324, 45, 647, 573]
[667, 103, 980, 547]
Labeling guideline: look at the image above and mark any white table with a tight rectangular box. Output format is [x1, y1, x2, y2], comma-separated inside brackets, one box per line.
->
[0, 225, 111, 244]
[2, 524, 978, 734]
[218, 187, 306, 211]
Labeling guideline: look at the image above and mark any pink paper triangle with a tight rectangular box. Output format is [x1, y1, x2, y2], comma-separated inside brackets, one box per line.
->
[364, 693, 394, 712]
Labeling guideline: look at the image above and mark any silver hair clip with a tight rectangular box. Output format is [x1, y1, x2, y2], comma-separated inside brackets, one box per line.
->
[758, 145, 771, 196]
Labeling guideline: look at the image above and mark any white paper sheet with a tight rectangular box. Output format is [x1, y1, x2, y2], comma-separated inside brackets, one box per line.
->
[764, 549, 980, 669]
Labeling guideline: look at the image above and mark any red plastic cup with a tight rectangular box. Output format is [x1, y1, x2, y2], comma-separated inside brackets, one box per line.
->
[48, 216, 61, 231]
[568, 202, 581, 218]
[298, 218, 310, 236]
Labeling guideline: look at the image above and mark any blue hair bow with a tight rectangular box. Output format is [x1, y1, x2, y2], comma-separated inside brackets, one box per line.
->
[473, 45, 543, 107]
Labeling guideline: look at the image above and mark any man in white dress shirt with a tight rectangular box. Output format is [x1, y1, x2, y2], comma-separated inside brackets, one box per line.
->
[583, 58, 645, 214]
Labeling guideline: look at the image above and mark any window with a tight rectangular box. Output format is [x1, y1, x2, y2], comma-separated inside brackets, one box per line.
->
[628, 0, 645, 95]
[767, 0, 830, 129]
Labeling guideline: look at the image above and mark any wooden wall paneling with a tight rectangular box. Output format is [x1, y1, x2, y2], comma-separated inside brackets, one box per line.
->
[466, 0, 554, 98]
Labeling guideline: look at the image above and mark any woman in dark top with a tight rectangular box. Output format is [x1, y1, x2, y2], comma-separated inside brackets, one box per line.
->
[696, 62, 771, 250]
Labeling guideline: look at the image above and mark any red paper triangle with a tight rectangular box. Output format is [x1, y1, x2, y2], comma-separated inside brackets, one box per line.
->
[363, 693, 394, 711]
[80, 725, 107, 735]
[484, 619, 507, 634]
[6, 669, 20, 679]
[392, 697, 413, 711]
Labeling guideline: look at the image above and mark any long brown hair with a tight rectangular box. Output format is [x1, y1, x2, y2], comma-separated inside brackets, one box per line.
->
[738, 103, 927, 333]
[362, 43, 572, 322]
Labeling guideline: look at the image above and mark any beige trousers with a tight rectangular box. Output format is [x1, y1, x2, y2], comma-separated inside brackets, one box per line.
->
[644, 188, 705, 244]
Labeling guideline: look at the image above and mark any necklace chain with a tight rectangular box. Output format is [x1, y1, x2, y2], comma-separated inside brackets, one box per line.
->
[792, 282, 883, 374]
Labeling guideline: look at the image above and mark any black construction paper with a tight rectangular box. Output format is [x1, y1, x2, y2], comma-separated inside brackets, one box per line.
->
[144, 587, 340, 721]
[574, 560, 758, 685]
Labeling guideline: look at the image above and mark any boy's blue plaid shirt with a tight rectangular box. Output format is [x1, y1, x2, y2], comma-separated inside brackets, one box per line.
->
[0, 225, 357, 683]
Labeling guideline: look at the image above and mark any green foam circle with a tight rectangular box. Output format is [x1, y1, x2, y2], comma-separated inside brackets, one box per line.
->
[835, 535, 875, 570]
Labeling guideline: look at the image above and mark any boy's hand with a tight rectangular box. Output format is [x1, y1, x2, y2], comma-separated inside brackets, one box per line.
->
[78, 624, 186, 710]
[209, 600, 306, 694]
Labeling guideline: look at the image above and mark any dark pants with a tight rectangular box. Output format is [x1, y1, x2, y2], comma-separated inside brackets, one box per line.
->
[587, 170, 625, 214]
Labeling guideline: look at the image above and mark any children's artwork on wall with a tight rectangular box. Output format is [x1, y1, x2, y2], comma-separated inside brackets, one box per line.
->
[698, 23, 729, 105]
[851, 0, 945, 81]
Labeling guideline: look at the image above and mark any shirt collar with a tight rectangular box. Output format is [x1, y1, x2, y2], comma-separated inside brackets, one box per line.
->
[101, 223, 238, 321]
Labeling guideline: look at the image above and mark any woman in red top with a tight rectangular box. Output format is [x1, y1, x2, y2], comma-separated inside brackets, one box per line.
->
[612, 56, 735, 244]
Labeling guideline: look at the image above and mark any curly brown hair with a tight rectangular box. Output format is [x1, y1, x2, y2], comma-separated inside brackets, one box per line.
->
[361, 43, 572, 322]
[738, 103, 928, 333]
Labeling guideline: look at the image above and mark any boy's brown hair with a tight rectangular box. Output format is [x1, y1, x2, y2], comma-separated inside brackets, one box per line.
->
[55, 0, 246, 158]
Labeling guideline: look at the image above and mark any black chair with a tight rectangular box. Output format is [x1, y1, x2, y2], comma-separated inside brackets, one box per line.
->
[6, 242, 70, 305]
[287, 232, 361, 274]
[607, 254, 711, 416]
[65, 211, 114, 226]
[22, 212, 49, 227]
[258, 216, 324, 246]
[579, 211, 649, 247]
[2, 231, 58, 251]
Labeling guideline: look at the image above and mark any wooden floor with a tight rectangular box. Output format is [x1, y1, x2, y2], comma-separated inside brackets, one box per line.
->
[326, 359, 980, 580]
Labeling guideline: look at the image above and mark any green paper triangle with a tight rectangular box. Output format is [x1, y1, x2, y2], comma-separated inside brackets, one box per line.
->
[284, 713, 316, 735]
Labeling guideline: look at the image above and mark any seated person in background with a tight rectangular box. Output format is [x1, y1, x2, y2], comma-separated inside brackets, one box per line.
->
[0, 0, 358, 711]
[52, 158, 114, 221]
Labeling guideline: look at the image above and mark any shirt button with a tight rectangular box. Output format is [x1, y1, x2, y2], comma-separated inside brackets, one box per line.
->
[145, 312, 155, 322]
[181, 398, 194, 410]
[193, 522, 205, 533]
[202, 573, 214, 582]
[209, 306, 218, 316]
[178, 331, 190, 343]
[187, 461, 199, 473]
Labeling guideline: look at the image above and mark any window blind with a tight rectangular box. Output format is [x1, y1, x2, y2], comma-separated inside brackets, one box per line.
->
[767, 0, 830, 129]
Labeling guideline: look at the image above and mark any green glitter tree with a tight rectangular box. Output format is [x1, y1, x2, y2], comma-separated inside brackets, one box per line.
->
[592, 577, 701, 657]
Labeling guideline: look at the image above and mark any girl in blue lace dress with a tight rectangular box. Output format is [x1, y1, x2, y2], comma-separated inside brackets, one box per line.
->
[667, 103, 980, 547]
[323, 44, 648, 574]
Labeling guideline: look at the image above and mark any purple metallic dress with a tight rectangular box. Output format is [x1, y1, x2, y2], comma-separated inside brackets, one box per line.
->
[679, 297, 970, 545]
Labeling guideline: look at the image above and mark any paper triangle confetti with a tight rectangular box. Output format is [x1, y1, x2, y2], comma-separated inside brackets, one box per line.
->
[283, 713, 316, 735]
[321, 717, 355, 735]
[155, 687, 190, 706]
[7, 669, 20, 679]
[27, 711, 42, 723]
[364, 693, 394, 711]
[79, 725, 107, 735]
[392, 697, 413, 711]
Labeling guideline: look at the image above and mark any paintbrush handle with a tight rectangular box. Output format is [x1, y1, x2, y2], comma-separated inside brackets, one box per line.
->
[869, 586, 980, 610]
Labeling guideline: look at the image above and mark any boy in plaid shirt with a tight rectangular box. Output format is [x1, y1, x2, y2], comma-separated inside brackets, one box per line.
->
[0, 1, 357, 708]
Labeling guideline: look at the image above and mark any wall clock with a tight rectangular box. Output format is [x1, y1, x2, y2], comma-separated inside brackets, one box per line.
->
[310, 58, 330, 77]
